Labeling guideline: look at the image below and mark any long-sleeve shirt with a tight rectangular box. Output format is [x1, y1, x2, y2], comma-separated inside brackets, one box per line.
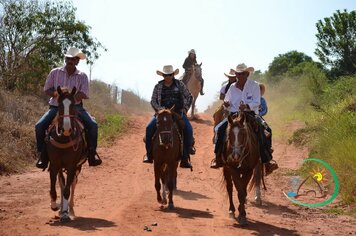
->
[182, 57, 197, 71]
[259, 97, 268, 116]
[151, 78, 193, 113]
[44, 66, 89, 106]
[224, 79, 261, 114]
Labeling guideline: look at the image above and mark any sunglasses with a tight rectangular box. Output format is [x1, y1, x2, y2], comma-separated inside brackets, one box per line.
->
[236, 71, 248, 76]
[163, 73, 174, 77]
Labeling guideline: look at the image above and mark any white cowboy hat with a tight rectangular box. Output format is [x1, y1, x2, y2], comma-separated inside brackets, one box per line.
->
[156, 65, 179, 76]
[188, 49, 196, 54]
[64, 47, 86, 60]
[224, 69, 236, 78]
[232, 63, 254, 74]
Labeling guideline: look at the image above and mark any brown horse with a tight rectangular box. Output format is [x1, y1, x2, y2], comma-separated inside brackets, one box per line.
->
[152, 107, 182, 209]
[46, 86, 86, 222]
[181, 63, 203, 118]
[222, 111, 264, 226]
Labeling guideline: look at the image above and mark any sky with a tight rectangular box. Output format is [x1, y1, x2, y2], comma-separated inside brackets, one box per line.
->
[72, 0, 355, 111]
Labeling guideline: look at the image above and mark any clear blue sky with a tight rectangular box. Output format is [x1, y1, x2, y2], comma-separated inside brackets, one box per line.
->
[72, 0, 355, 111]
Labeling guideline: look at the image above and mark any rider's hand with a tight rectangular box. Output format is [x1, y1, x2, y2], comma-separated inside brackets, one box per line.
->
[239, 103, 250, 111]
[223, 101, 230, 108]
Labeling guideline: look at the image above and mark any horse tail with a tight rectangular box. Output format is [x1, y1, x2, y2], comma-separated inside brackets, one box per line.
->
[248, 162, 267, 192]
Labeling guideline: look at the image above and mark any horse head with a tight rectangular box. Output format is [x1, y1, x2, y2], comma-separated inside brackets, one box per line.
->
[56, 86, 77, 137]
[227, 112, 246, 164]
[192, 63, 202, 80]
[156, 106, 175, 148]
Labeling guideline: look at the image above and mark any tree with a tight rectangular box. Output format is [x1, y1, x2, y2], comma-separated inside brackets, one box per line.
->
[315, 9, 356, 77]
[0, 0, 106, 91]
[266, 50, 314, 83]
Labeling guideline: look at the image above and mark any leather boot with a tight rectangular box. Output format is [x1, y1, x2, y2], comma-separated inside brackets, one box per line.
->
[180, 156, 192, 168]
[143, 154, 153, 163]
[36, 151, 48, 171]
[88, 148, 102, 166]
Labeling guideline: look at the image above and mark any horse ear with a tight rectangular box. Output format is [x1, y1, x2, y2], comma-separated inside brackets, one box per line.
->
[228, 114, 234, 124]
[57, 86, 62, 95]
[199, 62, 202, 66]
[71, 87, 77, 95]
[170, 104, 175, 111]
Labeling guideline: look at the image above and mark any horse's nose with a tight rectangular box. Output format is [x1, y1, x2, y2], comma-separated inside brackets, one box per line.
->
[63, 128, 72, 136]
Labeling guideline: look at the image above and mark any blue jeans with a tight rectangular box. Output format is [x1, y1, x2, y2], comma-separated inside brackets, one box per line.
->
[214, 119, 228, 154]
[145, 113, 193, 159]
[35, 104, 98, 152]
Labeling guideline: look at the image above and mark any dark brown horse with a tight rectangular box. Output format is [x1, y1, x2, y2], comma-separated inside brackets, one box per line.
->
[152, 107, 182, 209]
[46, 86, 86, 222]
[222, 111, 264, 226]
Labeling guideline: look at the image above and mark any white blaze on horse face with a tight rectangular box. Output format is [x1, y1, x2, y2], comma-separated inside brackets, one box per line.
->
[62, 98, 72, 135]
[232, 126, 240, 159]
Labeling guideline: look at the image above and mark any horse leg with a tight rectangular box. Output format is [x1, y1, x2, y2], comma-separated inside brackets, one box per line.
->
[60, 168, 75, 222]
[254, 163, 262, 206]
[69, 169, 79, 218]
[223, 167, 235, 218]
[191, 98, 196, 118]
[50, 168, 60, 211]
[154, 163, 163, 204]
[167, 167, 176, 210]
[58, 171, 65, 214]
[236, 171, 253, 226]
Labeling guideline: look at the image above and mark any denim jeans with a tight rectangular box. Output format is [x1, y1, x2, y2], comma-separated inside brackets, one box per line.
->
[35, 104, 98, 153]
[214, 119, 228, 154]
[145, 113, 193, 159]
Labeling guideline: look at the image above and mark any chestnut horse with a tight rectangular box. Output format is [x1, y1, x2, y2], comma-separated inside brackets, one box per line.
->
[46, 87, 86, 222]
[222, 111, 264, 226]
[152, 107, 182, 209]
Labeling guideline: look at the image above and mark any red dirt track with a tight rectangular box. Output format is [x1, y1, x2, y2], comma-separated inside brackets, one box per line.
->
[0, 114, 355, 236]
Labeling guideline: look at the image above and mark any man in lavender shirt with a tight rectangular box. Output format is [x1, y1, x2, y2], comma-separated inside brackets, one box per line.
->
[35, 47, 102, 170]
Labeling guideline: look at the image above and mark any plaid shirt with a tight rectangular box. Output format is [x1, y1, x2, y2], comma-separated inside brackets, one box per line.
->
[151, 78, 193, 113]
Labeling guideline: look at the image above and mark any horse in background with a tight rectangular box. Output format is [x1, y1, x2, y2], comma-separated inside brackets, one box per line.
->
[152, 106, 182, 209]
[180, 63, 203, 118]
[46, 86, 86, 222]
[222, 111, 265, 226]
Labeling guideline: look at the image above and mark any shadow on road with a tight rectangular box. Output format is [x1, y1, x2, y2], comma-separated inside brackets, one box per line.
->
[174, 189, 210, 200]
[49, 216, 116, 231]
[160, 206, 214, 219]
[233, 219, 300, 236]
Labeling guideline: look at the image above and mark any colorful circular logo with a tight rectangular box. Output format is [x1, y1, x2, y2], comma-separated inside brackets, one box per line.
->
[283, 158, 339, 207]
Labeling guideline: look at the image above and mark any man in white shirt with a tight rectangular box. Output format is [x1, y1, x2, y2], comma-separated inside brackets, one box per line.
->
[211, 64, 278, 175]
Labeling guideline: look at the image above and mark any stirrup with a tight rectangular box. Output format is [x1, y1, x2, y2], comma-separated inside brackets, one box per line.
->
[143, 154, 153, 163]
[265, 160, 278, 176]
[210, 158, 223, 169]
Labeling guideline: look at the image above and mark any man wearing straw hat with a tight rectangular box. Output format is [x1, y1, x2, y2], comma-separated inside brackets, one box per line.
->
[211, 63, 278, 175]
[143, 65, 194, 168]
[35, 47, 102, 170]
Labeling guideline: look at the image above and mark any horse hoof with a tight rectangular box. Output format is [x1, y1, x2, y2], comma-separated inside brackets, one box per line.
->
[51, 202, 60, 211]
[228, 211, 235, 219]
[60, 213, 71, 223]
[237, 216, 248, 226]
[168, 203, 174, 210]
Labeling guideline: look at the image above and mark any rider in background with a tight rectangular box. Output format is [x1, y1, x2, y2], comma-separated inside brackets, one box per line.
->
[182, 49, 205, 95]
[257, 83, 277, 174]
[143, 65, 193, 168]
[35, 47, 102, 170]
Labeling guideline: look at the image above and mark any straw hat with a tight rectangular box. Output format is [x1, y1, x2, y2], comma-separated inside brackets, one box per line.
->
[224, 69, 236, 77]
[232, 63, 254, 74]
[156, 65, 179, 76]
[64, 47, 86, 60]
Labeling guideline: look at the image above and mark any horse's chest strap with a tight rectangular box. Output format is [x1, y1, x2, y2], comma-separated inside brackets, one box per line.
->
[49, 136, 81, 149]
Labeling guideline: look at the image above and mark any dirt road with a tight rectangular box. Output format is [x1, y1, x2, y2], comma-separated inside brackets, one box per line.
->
[0, 114, 355, 236]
